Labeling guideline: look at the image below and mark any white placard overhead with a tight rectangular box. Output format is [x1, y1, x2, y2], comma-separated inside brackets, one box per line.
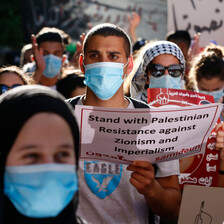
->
[23, 0, 167, 43]
[168, 0, 224, 47]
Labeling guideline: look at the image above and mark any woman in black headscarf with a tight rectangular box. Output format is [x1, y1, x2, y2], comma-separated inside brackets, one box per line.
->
[0, 85, 86, 224]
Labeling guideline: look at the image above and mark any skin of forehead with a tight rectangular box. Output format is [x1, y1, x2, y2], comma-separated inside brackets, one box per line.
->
[0, 72, 25, 86]
[6, 113, 76, 166]
[38, 41, 64, 55]
[84, 35, 128, 56]
[197, 77, 224, 91]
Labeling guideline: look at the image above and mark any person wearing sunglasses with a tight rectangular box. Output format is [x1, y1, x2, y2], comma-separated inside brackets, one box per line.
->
[0, 66, 32, 95]
[130, 40, 186, 103]
[129, 41, 224, 205]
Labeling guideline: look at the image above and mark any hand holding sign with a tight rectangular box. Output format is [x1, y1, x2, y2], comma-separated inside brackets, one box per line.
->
[127, 161, 155, 195]
[215, 122, 224, 159]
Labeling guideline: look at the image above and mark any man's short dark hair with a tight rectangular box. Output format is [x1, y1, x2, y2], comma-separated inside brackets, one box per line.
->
[36, 27, 63, 45]
[166, 30, 191, 48]
[83, 23, 132, 58]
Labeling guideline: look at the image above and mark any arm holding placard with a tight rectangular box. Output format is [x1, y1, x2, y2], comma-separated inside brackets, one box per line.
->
[215, 122, 224, 187]
[127, 161, 181, 219]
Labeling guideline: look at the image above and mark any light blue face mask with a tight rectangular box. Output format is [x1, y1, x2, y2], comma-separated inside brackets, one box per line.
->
[4, 163, 78, 218]
[149, 75, 182, 90]
[198, 88, 224, 102]
[43, 54, 62, 78]
[84, 61, 127, 100]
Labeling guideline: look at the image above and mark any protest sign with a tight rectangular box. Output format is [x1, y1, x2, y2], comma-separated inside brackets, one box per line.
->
[167, 0, 224, 47]
[178, 185, 224, 224]
[147, 88, 215, 107]
[147, 88, 221, 187]
[22, 0, 166, 43]
[75, 103, 222, 166]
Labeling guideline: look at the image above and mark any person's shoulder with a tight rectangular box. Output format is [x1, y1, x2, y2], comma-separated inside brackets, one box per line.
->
[127, 96, 150, 108]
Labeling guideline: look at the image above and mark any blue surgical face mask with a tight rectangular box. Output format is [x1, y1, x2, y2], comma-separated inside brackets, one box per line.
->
[198, 88, 224, 102]
[149, 75, 182, 89]
[4, 163, 78, 218]
[83, 61, 127, 100]
[43, 54, 62, 78]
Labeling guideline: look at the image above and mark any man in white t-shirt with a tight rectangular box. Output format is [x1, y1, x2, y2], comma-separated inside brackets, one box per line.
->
[67, 23, 181, 224]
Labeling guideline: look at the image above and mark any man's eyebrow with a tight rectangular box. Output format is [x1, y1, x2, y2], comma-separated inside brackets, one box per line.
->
[86, 50, 121, 54]
[108, 51, 121, 55]
[54, 50, 63, 53]
[87, 50, 100, 54]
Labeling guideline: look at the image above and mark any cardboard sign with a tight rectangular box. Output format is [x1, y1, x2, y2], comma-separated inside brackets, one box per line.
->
[168, 0, 224, 47]
[147, 88, 221, 188]
[147, 88, 215, 106]
[75, 103, 222, 165]
[178, 185, 224, 224]
[22, 0, 167, 43]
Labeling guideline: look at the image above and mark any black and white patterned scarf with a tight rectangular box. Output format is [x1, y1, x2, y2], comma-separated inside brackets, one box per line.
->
[131, 41, 186, 98]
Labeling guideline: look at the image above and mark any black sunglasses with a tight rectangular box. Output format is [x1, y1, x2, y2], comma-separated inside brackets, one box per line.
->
[147, 64, 184, 78]
[0, 84, 22, 95]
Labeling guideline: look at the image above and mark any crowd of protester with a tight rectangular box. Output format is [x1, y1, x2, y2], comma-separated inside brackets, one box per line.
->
[0, 11, 224, 224]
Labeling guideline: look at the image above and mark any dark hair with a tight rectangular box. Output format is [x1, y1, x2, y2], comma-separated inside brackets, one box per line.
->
[83, 23, 132, 57]
[166, 30, 191, 48]
[57, 69, 86, 98]
[36, 27, 63, 46]
[188, 44, 224, 89]
[133, 38, 147, 52]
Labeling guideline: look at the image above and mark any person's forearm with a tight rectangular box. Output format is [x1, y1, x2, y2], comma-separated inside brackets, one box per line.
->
[218, 159, 224, 187]
[32, 70, 43, 83]
[129, 29, 137, 43]
[144, 178, 181, 218]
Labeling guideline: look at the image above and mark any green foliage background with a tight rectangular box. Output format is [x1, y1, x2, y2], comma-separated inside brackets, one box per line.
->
[0, 0, 24, 49]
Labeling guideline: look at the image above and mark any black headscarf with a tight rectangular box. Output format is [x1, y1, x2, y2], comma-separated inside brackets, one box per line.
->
[0, 85, 81, 224]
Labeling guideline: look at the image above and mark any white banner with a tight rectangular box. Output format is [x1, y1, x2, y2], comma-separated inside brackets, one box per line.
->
[75, 103, 222, 164]
[23, 0, 167, 42]
[84, 0, 167, 42]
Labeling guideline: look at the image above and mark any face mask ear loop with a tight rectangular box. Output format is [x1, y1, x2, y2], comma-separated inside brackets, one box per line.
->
[123, 58, 129, 68]
[123, 57, 131, 80]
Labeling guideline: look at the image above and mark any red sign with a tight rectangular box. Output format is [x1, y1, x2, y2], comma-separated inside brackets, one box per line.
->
[148, 88, 220, 188]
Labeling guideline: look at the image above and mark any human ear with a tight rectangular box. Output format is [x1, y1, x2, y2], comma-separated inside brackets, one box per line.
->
[30, 54, 35, 62]
[62, 54, 68, 63]
[79, 54, 85, 73]
[126, 56, 134, 75]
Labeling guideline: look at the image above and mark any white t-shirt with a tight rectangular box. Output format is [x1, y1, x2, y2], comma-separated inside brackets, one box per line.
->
[76, 96, 180, 224]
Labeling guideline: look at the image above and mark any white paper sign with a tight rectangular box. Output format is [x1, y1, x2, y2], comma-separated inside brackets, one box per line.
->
[83, 0, 167, 43]
[167, 0, 224, 47]
[75, 103, 222, 164]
